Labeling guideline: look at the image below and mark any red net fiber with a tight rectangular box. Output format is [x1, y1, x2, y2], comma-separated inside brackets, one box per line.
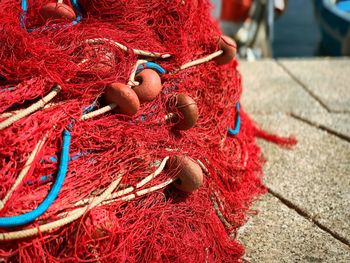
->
[0, 0, 295, 262]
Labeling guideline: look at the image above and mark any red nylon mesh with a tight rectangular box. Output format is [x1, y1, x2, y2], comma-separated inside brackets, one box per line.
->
[0, 0, 294, 262]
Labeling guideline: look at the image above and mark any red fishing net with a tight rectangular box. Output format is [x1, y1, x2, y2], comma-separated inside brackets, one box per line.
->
[0, 0, 295, 262]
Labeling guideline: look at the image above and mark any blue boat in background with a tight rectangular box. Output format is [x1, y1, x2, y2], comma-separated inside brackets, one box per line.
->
[314, 0, 350, 56]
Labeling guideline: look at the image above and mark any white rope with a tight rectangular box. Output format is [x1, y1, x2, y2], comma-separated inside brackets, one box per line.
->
[135, 178, 174, 197]
[0, 103, 58, 119]
[136, 156, 169, 188]
[1, 110, 21, 118]
[0, 85, 61, 130]
[75, 156, 169, 206]
[127, 59, 147, 86]
[85, 38, 171, 58]
[0, 174, 123, 241]
[79, 104, 116, 120]
[73, 185, 133, 207]
[196, 159, 209, 175]
[178, 50, 223, 71]
[164, 113, 175, 121]
[100, 178, 174, 206]
[0, 135, 48, 210]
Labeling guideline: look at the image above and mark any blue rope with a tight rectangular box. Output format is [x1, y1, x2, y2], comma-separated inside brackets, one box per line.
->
[136, 62, 166, 75]
[0, 129, 71, 228]
[228, 102, 241, 135]
[41, 103, 94, 164]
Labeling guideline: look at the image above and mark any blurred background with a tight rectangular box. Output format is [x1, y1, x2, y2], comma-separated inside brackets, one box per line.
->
[211, 0, 350, 60]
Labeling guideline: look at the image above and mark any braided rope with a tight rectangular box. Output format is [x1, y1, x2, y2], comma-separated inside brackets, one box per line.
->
[96, 178, 175, 206]
[1, 110, 20, 118]
[79, 104, 116, 120]
[136, 156, 169, 188]
[0, 103, 57, 119]
[196, 159, 209, 174]
[75, 156, 169, 206]
[0, 85, 61, 130]
[127, 59, 147, 86]
[85, 38, 171, 58]
[0, 174, 123, 241]
[178, 50, 223, 71]
[0, 135, 48, 210]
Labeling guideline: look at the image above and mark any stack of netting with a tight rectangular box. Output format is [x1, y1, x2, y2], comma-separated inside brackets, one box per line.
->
[0, 0, 295, 262]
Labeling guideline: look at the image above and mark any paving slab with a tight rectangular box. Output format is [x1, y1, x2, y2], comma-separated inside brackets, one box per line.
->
[279, 58, 350, 112]
[239, 60, 326, 114]
[238, 194, 350, 263]
[292, 111, 350, 141]
[251, 113, 350, 244]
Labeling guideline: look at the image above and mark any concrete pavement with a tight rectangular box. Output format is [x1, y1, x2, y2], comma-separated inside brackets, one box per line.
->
[238, 58, 350, 262]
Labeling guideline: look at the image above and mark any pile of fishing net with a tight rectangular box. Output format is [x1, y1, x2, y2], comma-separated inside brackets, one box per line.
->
[0, 0, 295, 262]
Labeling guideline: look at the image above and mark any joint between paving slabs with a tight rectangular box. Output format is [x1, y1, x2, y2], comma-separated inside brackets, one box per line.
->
[275, 60, 332, 113]
[290, 113, 350, 143]
[267, 187, 350, 248]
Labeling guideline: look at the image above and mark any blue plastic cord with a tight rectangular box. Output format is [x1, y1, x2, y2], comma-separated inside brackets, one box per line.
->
[20, 0, 82, 32]
[337, 2, 350, 12]
[46, 150, 90, 163]
[228, 102, 241, 135]
[70, 0, 82, 21]
[136, 62, 166, 75]
[30, 150, 89, 184]
[25, 174, 53, 186]
[82, 102, 97, 115]
[0, 129, 71, 228]
[21, 0, 27, 11]
[20, 0, 28, 29]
